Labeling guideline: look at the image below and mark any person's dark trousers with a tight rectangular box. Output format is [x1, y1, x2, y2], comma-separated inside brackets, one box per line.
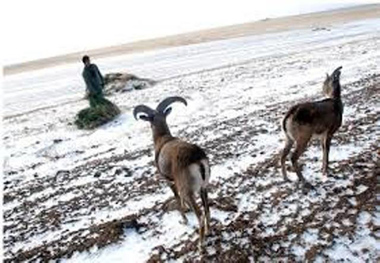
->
[89, 92, 104, 108]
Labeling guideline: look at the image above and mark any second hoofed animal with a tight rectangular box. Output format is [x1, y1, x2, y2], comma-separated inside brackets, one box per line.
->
[133, 96, 211, 250]
[280, 66, 344, 188]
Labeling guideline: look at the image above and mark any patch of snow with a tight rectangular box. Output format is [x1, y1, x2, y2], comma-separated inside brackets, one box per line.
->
[355, 185, 369, 195]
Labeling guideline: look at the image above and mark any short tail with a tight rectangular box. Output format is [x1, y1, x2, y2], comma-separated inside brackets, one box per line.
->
[199, 162, 206, 181]
[282, 111, 291, 132]
[282, 106, 297, 133]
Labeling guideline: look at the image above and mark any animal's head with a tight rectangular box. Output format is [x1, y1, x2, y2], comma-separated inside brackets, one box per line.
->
[133, 96, 188, 137]
[323, 66, 342, 98]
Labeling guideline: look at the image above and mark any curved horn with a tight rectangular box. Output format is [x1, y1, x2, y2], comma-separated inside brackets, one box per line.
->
[332, 66, 342, 77]
[156, 96, 187, 113]
[133, 105, 155, 120]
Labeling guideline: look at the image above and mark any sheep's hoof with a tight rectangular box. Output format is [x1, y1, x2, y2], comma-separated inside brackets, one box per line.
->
[198, 242, 205, 253]
[181, 216, 188, 225]
[205, 225, 209, 235]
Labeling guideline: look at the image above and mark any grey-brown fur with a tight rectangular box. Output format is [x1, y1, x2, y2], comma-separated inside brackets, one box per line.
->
[281, 66, 343, 187]
[134, 96, 211, 249]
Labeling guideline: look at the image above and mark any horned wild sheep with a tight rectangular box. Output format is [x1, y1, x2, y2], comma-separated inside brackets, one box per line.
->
[133, 96, 211, 250]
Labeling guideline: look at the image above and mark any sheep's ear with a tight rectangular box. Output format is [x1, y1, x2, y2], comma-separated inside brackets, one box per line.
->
[332, 70, 341, 81]
[138, 114, 153, 122]
[331, 66, 342, 80]
[163, 107, 172, 117]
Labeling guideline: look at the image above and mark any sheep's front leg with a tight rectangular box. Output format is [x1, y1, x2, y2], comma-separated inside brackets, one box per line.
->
[322, 136, 332, 175]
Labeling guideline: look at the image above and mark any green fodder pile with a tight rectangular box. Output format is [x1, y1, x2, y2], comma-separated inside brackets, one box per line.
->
[75, 99, 121, 129]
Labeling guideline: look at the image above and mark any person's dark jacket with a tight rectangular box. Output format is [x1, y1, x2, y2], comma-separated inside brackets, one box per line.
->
[82, 64, 105, 95]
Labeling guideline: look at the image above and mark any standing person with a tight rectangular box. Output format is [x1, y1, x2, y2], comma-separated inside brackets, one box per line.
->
[82, 55, 105, 107]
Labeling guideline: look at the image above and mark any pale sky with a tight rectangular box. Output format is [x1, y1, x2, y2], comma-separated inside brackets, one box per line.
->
[2, 0, 378, 65]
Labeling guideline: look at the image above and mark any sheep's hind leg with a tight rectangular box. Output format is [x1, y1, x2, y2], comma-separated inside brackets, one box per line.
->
[200, 187, 210, 235]
[281, 138, 294, 181]
[187, 193, 206, 251]
[169, 184, 188, 224]
[291, 138, 314, 190]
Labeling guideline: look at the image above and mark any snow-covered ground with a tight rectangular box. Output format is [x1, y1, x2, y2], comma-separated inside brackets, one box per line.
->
[3, 18, 379, 117]
[3, 18, 380, 262]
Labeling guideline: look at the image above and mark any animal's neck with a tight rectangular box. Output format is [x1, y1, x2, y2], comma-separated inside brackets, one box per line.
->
[335, 98, 344, 115]
[153, 124, 172, 147]
[154, 135, 175, 168]
[332, 81, 341, 99]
